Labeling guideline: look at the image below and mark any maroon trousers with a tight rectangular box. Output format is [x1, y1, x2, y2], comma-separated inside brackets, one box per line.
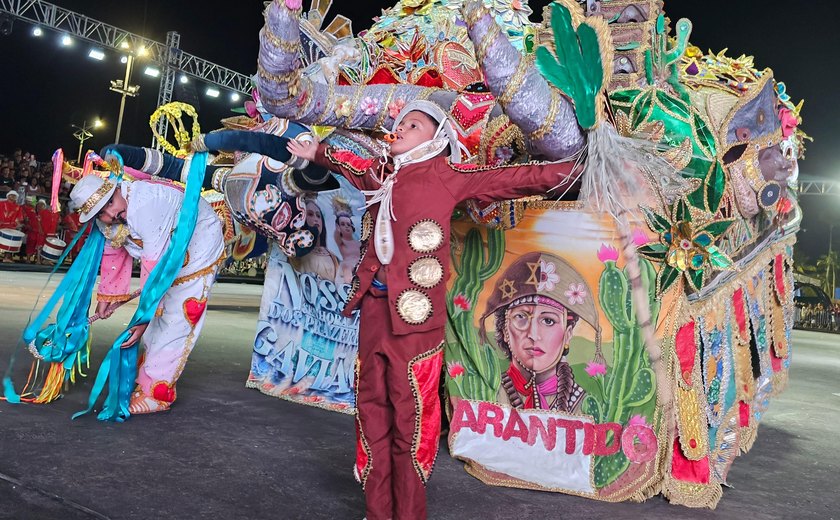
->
[355, 287, 444, 520]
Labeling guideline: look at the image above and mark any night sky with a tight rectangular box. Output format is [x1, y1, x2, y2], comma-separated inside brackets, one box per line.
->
[0, 0, 835, 259]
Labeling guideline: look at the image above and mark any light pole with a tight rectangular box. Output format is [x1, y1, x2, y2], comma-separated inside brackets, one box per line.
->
[110, 46, 143, 144]
[72, 119, 104, 164]
[829, 223, 837, 298]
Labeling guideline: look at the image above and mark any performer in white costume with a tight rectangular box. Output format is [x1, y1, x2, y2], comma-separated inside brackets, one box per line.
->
[69, 174, 225, 414]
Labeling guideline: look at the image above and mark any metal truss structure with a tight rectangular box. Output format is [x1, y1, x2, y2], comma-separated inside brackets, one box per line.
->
[798, 178, 840, 196]
[0, 1, 252, 102]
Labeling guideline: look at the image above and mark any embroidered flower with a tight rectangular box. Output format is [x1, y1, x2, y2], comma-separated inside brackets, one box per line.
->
[360, 96, 380, 116]
[447, 361, 466, 378]
[537, 259, 559, 292]
[453, 293, 471, 312]
[584, 362, 607, 377]
[565, 283, 586, 305]
[388, 97, 407, 118]
[778, 107, 798, 139]
[597, 243, 620, 263]
[628, 414, 649, 427]
[285, 0, 302, 8]
[335, 96, 353, 118]
[494, 146, 514, 163]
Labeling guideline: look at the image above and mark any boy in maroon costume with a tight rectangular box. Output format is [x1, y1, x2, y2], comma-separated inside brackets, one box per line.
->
[288, 100, 580, 520]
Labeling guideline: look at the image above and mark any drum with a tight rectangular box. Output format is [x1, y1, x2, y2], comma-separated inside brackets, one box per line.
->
[40, 237, 67, 263]
[0, 228, 25, 253]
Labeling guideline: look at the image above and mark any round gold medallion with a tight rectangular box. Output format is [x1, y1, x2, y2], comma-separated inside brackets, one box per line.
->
[408, 220, 444, 253]
[396, 290, 433, 325]
[408, 257, 444, 288]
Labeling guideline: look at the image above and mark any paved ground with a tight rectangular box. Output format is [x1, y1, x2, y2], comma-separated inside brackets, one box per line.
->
[0, 271, 838, 519]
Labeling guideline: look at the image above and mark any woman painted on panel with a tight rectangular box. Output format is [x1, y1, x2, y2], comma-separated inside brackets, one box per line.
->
[289, 198, 339, 280]
[480, 252, 601, 413]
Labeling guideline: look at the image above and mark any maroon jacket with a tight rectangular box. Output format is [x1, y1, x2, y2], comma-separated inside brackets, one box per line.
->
[313, 143, 579, 335]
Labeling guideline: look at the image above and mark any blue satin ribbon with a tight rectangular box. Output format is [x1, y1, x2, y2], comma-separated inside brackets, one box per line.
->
[74, 152, 209, 421]
[2, 222, 104, 404]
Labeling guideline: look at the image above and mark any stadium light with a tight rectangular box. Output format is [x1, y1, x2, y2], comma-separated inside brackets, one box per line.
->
[60, 34, 73, 46]
[32, 27, 43, 37]
[143, 66, 160, 78]
[88, 49, 105, 61]
[179, 75, 189, 84]
[231, 93, 241, 102]
[120, 55, 128, 64]
[206, 87, 220, 98]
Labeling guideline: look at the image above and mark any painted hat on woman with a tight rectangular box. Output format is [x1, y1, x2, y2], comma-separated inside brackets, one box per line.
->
[479, 251, 600, 349]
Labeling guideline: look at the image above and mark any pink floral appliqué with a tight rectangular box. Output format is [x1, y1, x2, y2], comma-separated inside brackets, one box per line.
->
[360, 96, 380, 116]
[778, 108, 798, 139]
[537, 259, 559, 292]
[388, 97, 407, 118]
[565, 282, 587, 305]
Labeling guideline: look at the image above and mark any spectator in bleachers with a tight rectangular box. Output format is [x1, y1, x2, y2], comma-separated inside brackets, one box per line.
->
[0, 166, 14, 192]
[28, 174, 44, 195]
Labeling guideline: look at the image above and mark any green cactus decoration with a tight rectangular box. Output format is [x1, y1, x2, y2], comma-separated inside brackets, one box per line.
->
[643, 14, 693, 102]
[535, 3, 604, 129]
[583, 251, 661, 488]
[444, 227, 506, 402]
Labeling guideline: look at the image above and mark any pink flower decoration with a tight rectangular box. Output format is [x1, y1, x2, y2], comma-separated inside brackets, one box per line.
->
[778, 108, 798, 138]
[285, 0, 302, 9]
[565, 283, 587, 305]
[244, 101, 259, 119]
[537, 259, 560, 291]
[388, 97, 407, 118]
[453, 293, 471, 312]
[597, 243, 619, 263]
[447, 361, 466, 378]
[584, 362, 607, 377]
[360, 96, 380, 116]
[632, 228, 650, 247]
[628, 414, 649, 427]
